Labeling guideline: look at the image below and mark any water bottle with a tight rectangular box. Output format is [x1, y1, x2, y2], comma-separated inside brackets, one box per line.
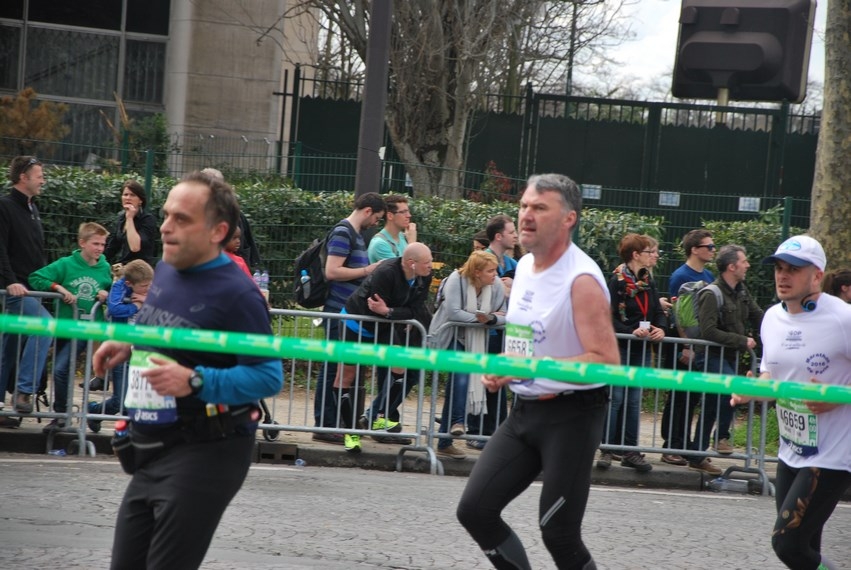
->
[294, 458, 306, 468]
[252, 270, 261, 288]
[299, 269, 311, 300]
[259, 269, 270, 301]
[114, 419, 129, 438]
[707, 477, 749, 493]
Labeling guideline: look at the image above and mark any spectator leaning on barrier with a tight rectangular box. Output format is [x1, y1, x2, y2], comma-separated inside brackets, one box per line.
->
[311, 192, 386, 444]
[659, 229, 716, 467]
[362, 194, 420, 438]
[732, 235, 851, 570]
[686, 244, 763, 473]
[0, 155, 52, 418]
[29, 221, 112, 431]
[334, 242, 433, 453]
[429, 249, 506, 460]
[85, 258, 154, 433]
[92, 171, 283, 569]
[457, 173, 620, 570]
[597, 232, 666, 473]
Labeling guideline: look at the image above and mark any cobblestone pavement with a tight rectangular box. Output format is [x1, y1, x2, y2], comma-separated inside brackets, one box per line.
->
[1, 455, 849, 569]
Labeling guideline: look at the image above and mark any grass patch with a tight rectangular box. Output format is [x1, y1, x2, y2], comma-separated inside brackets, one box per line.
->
[732, 405, 779, 456]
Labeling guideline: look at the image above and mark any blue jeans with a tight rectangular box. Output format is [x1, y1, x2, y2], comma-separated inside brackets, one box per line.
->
[89, 361, 128, 417]
[438, 341, 469, 449]
[1, 296, 51, 395]
[51, 338, 90, 413]
[313, 317, 339, 428]
[604, 344, 650, 447]
[691, 353, 736, 452]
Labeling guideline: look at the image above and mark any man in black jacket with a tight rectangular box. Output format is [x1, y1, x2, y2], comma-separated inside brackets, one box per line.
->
[689, 244, 763, 470]
[0, 156, 52, 416]
[334, 242, 433, 452]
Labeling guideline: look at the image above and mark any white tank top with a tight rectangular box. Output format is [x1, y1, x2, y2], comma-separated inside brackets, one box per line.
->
[506, 243, 609, 397]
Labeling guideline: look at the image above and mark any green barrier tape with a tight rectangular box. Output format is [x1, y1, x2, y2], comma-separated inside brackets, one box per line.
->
[3, 314, 851, 404]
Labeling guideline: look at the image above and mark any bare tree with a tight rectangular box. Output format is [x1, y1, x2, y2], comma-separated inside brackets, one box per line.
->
[810, 0, 851, 263]
[275, 0, 632, 198]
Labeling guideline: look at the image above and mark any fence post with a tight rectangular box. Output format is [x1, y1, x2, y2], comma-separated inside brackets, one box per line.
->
[144, 150, 154, 202]
[120, 129, 129, 173]
[290, 141, 302, 187]
[782, 196, 792, 239]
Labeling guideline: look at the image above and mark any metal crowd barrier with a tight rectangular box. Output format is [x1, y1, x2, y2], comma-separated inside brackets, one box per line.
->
[607, 333, 772, 495]
[426, 320, 507, 474]
[0, 290, 97, 456]
[0, 293, 777, 488]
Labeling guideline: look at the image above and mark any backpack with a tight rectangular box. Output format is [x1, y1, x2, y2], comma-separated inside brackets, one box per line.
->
[293, 222, 357, 308]
[672, 280, 723, 339]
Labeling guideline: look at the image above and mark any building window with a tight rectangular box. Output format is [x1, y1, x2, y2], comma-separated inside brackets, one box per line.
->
[26, 27, 119, 100]
[127, 0, 171, 36]
[28, 0, 122, 31]
[124, 40, 166, 104]
[0, 25, 21, 90]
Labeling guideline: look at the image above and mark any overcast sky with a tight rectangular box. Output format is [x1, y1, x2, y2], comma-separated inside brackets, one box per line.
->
[595, 0, 826, 95]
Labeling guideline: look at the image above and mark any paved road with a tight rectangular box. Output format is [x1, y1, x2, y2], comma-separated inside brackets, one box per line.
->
[1, 455, 849, 569]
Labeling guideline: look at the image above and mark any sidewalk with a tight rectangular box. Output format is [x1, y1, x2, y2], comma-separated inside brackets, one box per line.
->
[0, 413, 779, 496]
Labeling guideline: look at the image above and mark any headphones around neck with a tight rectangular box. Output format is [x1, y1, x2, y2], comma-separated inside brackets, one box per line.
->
[781, 292, 818, 313]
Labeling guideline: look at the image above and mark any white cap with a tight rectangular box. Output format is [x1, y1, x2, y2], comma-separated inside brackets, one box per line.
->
[762, 235, 826, 271]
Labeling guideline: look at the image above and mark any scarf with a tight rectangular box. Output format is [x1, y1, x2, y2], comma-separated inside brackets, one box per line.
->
[613, 263, 652, 322]
[466, 280, 492, 416]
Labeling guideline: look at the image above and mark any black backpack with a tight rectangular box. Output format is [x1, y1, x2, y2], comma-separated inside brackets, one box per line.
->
[293, 222, 356, 308]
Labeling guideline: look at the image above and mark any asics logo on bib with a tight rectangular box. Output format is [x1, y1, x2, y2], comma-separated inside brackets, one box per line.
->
[134, 409, 162, 422]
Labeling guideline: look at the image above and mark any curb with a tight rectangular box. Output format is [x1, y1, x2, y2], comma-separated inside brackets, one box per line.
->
[0, 425, 747, 495]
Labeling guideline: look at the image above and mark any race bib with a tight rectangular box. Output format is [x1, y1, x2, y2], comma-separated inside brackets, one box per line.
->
[124, 349, 178, 425]
[776, 398, 819, 457]
[504, 323, 534, 385]
[504, 323, 534, 357]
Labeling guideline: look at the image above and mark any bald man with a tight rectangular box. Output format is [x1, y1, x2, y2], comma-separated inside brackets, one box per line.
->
[333, 243, 434, 452]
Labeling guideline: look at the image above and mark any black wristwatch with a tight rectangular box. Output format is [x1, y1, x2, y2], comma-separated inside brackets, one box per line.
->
[188, 369, 204, 396]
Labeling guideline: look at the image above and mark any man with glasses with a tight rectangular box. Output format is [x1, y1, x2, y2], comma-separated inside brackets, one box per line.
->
[367, 194, 416, 263]
[669, 229, 716, 297]
[0, 156, 52, 418]
[362, 195, 421, 443]
[660, 229, 718, 471]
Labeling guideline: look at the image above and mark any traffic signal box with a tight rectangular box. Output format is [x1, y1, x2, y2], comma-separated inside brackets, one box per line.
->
[672, 0, 817, 103]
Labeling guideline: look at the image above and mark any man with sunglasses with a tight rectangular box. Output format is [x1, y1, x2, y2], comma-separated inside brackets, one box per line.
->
[0, 156, 52, 417]
[669, 229, 716, 297]
[660, 229, 719, 472]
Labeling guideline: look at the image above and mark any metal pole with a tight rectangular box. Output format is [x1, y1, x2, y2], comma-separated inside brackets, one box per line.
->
[354, 0, 392, 197]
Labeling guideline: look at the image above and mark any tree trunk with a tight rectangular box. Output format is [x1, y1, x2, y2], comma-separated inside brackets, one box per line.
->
[810, 0, 851, 265]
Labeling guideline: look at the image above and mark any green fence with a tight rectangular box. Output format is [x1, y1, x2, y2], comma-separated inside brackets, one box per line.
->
[2, 139, 810, 309]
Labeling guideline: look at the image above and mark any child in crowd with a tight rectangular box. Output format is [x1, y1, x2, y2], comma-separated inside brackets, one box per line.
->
[86, 258, 154, 432]
[29, 222, 113, 431]
[224, 226, 253, 278]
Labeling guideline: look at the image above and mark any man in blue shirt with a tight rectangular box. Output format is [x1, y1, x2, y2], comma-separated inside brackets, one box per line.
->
[312, 193, 385, 443]
[661, 228, 720, 473]
[668, 229, 715, 297]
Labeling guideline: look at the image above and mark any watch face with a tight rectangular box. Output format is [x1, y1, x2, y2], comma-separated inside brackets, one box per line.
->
[190, 373, 203, 389]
